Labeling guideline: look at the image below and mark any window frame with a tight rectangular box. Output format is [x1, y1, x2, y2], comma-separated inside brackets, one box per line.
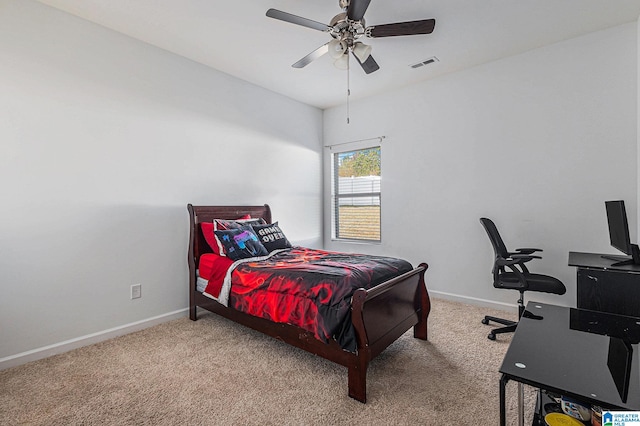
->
[330, 144, 382, 243]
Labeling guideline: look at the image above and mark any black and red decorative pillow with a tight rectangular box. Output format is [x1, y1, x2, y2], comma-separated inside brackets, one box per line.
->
[201, 216, 266, 255]
[251, 222, 292, 252]
[214, 225, 269, 261]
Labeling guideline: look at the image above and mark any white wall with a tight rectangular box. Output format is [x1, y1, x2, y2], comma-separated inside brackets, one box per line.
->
[2, 0, 636, 365]
[0, 0, 323, 361]
[324, 23, 638, 309]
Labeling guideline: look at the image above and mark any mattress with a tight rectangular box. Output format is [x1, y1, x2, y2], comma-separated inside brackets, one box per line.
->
[196, 272, 208, 293]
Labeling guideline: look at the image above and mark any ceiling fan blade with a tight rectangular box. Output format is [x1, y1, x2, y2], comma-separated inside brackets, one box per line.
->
[292, 43, 330, 68]
[346, 0, 372, 21]
[352, 52, 379, 74]
[368, 18, 435, 38]
[266, 8, 330, 32]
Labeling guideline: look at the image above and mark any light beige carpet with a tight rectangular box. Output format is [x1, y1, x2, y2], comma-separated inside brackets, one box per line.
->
[0, 298, 536, 425]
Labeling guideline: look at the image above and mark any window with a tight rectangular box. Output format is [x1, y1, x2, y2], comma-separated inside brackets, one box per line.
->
[331, 146, 381, 242]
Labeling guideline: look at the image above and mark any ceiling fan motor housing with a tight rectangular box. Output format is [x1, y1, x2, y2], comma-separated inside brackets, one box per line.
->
[329, 12, 366, 51]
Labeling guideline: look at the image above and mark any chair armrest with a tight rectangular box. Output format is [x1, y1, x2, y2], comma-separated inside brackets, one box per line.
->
[511, 254, 542, 261]
[513, 248, 543, 255]
[496, 257, 527, 267]
[496, 259, 530, 290]
[496, 255, 541, 269]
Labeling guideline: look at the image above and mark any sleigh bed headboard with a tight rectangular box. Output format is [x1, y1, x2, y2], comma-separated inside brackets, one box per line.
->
[187, 204, 272, 269]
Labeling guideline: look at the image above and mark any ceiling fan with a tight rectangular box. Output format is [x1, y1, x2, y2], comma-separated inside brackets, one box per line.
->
[266, 0, 436, 74]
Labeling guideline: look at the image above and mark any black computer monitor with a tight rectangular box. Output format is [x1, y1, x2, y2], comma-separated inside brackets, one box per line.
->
[604, 200, 640, 266]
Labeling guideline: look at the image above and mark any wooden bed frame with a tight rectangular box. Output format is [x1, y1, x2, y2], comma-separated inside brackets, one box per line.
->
[187, 204, 431, 403]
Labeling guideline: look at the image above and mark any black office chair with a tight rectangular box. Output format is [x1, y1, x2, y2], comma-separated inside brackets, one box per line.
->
[480, 218, 566, 340]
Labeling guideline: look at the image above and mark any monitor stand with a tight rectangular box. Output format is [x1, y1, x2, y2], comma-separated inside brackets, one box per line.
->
[601, 244, 640, 267]
[601, 254, 634, 266]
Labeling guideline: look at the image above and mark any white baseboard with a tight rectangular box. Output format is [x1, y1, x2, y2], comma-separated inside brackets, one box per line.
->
[429, 290, 519, 314]
[0, 308, 188, 371]
[1, 294, 515, 371]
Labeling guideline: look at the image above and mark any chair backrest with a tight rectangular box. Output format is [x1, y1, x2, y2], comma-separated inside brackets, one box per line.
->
[480, 218, 509, 259]
[480, 217, 512, 285]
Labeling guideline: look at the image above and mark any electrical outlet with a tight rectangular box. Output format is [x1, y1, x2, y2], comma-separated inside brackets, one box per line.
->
[131, 283, 142, 299]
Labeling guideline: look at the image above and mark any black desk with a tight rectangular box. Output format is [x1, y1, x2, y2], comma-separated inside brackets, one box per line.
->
[569, 251, 640, 318]
[499, 302, 640, 425]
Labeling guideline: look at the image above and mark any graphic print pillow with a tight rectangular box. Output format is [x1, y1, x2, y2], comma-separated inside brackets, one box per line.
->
[251, 222, 292, 252]
[213, 225, 269, 261]
[201, 216, 267, 255]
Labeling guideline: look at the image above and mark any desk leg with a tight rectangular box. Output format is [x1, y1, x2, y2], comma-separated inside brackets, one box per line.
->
[518, 382, 524, 426]
[500, 374, 508, 426]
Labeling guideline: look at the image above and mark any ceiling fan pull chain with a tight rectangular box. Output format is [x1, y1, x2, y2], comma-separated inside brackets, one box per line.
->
[347, 54, 350, 124]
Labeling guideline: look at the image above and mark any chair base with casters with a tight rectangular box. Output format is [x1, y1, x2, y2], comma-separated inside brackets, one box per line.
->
[482, 291, 524, 340]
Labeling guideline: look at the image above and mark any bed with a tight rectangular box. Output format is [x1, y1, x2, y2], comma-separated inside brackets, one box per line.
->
[187, 204, 431, 402]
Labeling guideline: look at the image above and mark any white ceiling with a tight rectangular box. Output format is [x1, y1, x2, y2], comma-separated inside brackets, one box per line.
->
[36, 0, 640, 109]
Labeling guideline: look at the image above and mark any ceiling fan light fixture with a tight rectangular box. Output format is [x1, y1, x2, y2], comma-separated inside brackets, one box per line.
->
[328, 39, 348, 59]
[333, 53, 349, 70]
[352, 42, 372, 62]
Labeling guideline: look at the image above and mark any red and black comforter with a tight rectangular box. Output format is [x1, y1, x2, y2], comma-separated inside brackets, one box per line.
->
[226, 247, 413, 352]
